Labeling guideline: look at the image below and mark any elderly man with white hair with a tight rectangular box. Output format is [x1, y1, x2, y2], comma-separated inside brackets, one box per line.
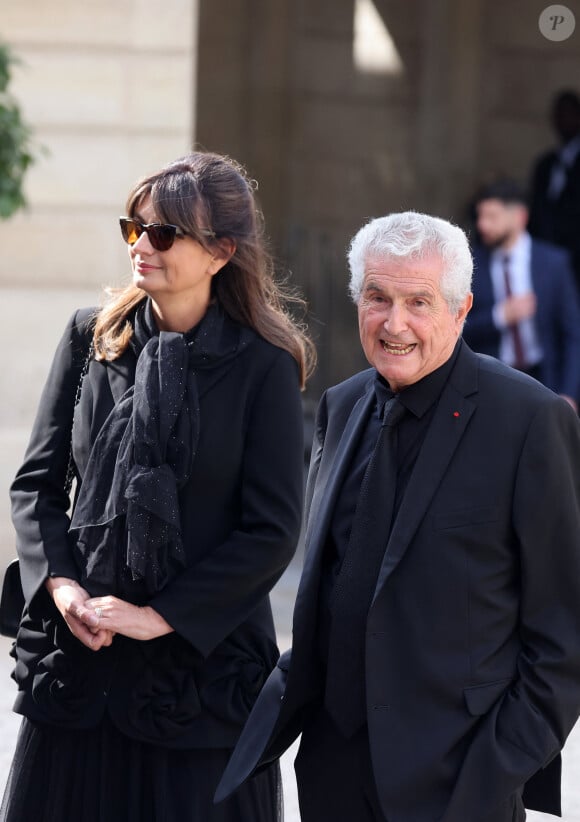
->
[217, 211, 580, 822]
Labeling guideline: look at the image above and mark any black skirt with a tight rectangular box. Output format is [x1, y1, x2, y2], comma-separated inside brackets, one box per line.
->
[0, 716, 282, 822]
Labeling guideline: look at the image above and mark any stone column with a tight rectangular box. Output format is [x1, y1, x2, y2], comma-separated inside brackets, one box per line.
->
[196, 0, 294, 248]
[415, 0, 485, 221]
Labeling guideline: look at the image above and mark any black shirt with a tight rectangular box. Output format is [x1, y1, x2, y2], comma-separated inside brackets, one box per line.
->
[318, 339, 463, 662]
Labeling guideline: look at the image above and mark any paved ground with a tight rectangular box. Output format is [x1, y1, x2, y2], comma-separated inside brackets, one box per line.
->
[0, 287, 579, 820]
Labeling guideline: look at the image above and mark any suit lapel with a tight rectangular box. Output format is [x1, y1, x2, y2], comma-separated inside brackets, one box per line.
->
[293, 383, 375, 631]
[372, 345, 478, 602]
[304, 393, 372, 550]
[529, 241, 549, 305]
[283, 380, 376, 703]
[102, 350, 136, 404]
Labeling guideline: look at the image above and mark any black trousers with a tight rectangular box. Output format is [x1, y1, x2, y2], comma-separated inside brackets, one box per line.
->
[295, 708, 385, 821]
[294, 707, 526, 822]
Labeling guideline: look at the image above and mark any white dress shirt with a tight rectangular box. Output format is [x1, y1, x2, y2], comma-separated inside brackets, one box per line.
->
[490, 232, 543, 369]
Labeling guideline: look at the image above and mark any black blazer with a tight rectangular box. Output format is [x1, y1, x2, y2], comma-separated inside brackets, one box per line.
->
[464, 239, 580, 400]
[10, 306, 304, 749]
[529, 148, 580, 283]
[218, 342, 580, 820]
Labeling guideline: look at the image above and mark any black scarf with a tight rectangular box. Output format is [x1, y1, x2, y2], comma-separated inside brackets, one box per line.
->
[70, 300, 253, 598]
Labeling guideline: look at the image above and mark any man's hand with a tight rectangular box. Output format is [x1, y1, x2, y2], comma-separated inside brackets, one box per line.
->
[501, 292, 537, 326]
[45, 577, 115, 650]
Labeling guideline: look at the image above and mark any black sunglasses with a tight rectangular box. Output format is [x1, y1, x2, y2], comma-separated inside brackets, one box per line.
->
[119, 217, 188, 252]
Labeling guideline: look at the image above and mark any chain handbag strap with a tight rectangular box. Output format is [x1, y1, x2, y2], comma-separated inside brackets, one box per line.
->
[64, 341, 94, 496]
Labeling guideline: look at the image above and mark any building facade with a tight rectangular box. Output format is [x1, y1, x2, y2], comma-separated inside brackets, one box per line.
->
[2, 0, 579, 394]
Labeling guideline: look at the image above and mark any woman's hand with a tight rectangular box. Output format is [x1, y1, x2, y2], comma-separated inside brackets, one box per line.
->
[45, 577, 115, 651]
[83, 596, 174, 642]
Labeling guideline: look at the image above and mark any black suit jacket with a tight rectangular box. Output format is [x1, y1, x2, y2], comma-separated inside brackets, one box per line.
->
[463, 240, 580, 401]
[10, 306, 304, 748]
[529, 148, 580, 284]
[218, 342, 580, 821]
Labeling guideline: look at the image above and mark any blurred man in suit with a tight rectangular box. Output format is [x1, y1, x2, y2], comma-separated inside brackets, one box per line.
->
[217, 212, 580, 822]
[464, 178, 580, 411]
[529, 90, 580, 290]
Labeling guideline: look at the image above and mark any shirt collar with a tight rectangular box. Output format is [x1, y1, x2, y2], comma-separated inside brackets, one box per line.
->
[491, 231, 531, 268]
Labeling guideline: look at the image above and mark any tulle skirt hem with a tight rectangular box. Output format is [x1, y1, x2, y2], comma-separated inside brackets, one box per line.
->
[0, 716, 282, 822]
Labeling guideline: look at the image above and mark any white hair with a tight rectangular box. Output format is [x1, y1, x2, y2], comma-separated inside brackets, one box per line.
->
[347, 211, 473, 312]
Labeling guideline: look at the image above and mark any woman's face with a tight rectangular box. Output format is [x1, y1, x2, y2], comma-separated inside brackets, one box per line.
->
[127, 195, 231, 314]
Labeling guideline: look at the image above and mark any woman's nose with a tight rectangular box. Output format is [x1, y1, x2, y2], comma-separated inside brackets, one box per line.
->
[131, 230, 154, 254]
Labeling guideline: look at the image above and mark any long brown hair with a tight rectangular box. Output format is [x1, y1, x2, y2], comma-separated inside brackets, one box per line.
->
[93, 151, 315, 387]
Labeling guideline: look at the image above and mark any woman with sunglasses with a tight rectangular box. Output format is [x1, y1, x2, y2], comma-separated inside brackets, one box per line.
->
[2, 151, 314, 822]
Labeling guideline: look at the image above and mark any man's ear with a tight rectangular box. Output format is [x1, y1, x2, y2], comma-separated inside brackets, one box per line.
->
[457, 293, 473, 327]
[516, 204, 530, 233]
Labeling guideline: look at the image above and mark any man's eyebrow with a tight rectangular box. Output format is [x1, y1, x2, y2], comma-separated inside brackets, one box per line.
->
[363, 279, 383, 292]
[363, 280, 433, 299]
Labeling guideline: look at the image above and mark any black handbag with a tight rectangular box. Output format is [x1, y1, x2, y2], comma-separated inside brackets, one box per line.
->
[0, 338, 93, 639]
[0, 560, 25, 638]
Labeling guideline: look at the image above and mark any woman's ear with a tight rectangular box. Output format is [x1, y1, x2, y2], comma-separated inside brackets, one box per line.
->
[209, 239, 236, 276]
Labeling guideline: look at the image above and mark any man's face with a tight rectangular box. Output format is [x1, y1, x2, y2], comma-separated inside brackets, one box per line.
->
[553, 100, 580, 143]
[357, 254, 472, 393]
[476, 199, 525, 248]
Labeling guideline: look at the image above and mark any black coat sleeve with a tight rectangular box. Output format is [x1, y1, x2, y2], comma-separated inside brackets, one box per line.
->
[10, 308, 94, 609]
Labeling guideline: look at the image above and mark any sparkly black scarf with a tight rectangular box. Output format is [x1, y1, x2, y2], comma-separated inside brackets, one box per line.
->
[70, 300, 252, 597]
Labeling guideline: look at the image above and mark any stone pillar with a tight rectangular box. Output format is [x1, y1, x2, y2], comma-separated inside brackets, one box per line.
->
[415, 0, 485, 221]
[196, 0, 294, 248]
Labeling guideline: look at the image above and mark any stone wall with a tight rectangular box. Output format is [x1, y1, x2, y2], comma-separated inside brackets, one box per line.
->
[0, 1, 196, 288]
[2, 0, 579, 394]
[197, 0, 580, 394]
[479, 0, 579, 181]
